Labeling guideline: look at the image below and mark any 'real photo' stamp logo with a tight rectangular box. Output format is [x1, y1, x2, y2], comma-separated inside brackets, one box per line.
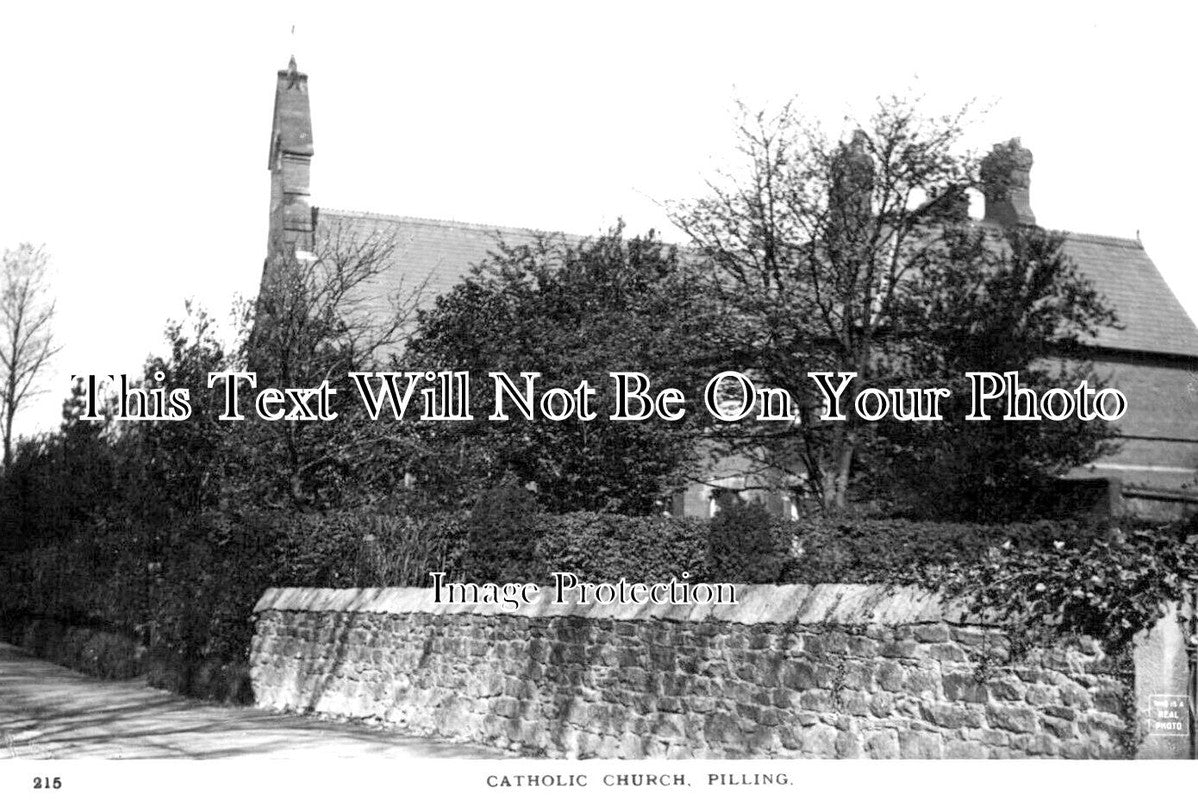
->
[1147, 695, 1190, 737]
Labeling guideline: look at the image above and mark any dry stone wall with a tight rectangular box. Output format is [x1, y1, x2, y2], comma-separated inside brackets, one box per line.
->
[250, 585, 1133, 758]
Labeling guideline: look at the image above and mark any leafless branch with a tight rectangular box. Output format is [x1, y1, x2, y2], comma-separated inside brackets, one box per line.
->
[0, 243, 60, 470]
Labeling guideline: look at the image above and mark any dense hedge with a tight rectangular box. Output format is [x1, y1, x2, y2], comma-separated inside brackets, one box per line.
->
[532, 511, 710, 583]
[0, 506, 469, 699]
[2, 505, 1190, 701]
[0, 617, 144, 680]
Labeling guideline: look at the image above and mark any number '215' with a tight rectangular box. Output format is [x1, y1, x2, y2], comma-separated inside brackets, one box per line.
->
[33, 777, 62, 789]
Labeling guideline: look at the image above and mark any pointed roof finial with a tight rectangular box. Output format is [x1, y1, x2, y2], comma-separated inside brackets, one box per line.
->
[285, 55, 301, 89]
[288, 24, 297, 73]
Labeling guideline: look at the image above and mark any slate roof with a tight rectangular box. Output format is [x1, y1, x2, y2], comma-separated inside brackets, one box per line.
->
[316, 208, 1198, 361]
[317, 209, 558, 331]
[1059, 232, 1198, 358]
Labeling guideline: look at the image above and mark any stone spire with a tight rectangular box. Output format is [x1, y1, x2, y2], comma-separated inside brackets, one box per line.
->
[267, 56, 315, 254]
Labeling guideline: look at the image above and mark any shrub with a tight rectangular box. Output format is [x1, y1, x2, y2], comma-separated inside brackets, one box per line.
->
[533, 512, 709, 583]
[149, 506, 470, 681]
[708, 499, 791, 583]
[267, 508, 467, 588]
[462, 476, 541, 582]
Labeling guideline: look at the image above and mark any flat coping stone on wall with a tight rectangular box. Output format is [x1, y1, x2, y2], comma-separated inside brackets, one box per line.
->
[253, 584, 975, 627]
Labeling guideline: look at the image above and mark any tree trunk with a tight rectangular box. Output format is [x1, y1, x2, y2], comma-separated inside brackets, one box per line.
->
[2, 402, 13, 472]
[831, 439, 854, 510]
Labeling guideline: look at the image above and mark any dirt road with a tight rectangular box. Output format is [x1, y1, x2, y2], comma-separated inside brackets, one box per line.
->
[0, 642, 504, 759]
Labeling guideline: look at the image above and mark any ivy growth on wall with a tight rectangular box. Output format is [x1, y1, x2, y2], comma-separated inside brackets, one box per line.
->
[931, 517, 1198, 653]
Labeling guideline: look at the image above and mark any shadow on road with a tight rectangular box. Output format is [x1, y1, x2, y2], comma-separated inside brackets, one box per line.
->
[0, 643, 507, 759]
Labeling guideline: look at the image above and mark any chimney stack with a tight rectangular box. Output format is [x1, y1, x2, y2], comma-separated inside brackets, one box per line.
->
[829, 129, 875, 222]
[980, 138, 1035, 226]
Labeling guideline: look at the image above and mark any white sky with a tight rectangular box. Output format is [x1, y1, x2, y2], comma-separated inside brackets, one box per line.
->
[1, 1, 1195, 438]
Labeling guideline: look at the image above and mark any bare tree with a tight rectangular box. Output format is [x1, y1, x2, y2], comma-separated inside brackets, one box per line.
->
[669, 98, 979, 509]
[240, 222, 428, 506]
[670, 97, 1116, 514]
[0, 244, 60, 471]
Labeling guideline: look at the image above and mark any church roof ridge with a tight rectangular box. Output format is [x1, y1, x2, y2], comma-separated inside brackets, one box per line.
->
[318, 207, 567, 239]
[1060, 230, 1144, 249]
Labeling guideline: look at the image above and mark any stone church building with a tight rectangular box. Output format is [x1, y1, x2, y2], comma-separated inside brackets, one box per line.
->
[263, 58, 1198, 520]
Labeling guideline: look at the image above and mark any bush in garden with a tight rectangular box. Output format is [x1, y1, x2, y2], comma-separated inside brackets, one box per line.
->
[462, 476, 542, 582]
[707, 498, 792, 583]
[533, 511, 710, 583]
